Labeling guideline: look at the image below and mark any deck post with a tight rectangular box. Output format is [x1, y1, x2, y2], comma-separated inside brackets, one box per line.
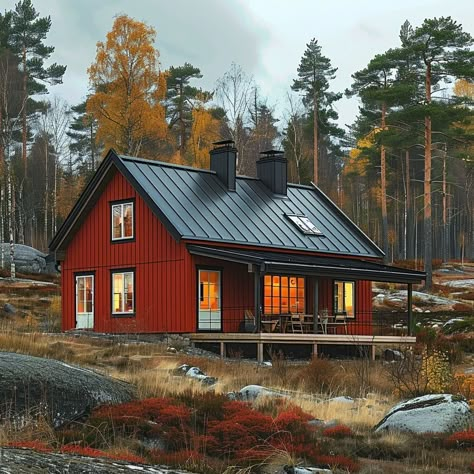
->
[257, 343, 264, 363]
[407, 283, 413, 336]
[312, 343, 318, 358]
[220, 342, 225, 359]
[313, 277, 319, 333]
[371, 345, 376, 361]
[254, 268, 262, 332]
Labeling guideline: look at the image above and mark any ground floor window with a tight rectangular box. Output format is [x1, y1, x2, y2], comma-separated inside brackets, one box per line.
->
[263, 275, 305, 315]
[112, 270, 135, 314]
[334, 280, 354, 317]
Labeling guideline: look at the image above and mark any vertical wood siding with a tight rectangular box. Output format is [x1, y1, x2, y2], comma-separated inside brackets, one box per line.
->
[60, 167, 374, 335]
[61, 169, 194, 333]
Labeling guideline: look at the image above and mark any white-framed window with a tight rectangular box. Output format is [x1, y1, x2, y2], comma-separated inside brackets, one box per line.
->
[334, 280, 355, 318]
[111, 202, 134, 240]
[112, 270, 135, 314]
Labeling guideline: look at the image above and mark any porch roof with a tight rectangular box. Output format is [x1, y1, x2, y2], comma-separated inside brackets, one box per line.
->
[187, 245, 425, 284]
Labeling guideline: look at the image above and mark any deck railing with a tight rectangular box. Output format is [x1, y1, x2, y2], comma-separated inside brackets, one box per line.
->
[198, 309, 412, 337]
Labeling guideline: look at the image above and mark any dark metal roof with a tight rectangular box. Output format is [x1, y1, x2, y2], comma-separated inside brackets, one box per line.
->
[187, 245, 426, 283]
[50, 150, 384, 259]
[116, 153, 384, 258]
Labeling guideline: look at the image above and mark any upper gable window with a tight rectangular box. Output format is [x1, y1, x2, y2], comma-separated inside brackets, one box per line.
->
[112, 202, 134, 241]
[286, 214, 322, 235]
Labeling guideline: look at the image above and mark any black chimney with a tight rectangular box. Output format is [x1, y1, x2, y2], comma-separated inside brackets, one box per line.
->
[210, 140, 237, 191]
[256, 150, 287, 196]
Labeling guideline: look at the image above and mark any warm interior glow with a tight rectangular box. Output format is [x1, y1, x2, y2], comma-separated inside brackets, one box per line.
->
[200, 270, 220, 311]
[334, 280, 354, 317]
[264, 275, 305, 315]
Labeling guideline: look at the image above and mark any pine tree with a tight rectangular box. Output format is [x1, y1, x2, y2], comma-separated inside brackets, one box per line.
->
[399, 17, 474, 288]
[165, 63, 208, 155]
[9, 0, 66, 174]
[346, 51, 416, 262]
[67, 100, 101, 176]
[292, 38, 342, 186]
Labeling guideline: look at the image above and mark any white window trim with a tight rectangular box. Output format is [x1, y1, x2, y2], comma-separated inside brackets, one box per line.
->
[112, 270, 135, 315]
[111, 202, 134, 241]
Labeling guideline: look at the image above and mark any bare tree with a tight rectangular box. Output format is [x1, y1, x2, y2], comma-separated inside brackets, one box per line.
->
[215, 63, 254, 174]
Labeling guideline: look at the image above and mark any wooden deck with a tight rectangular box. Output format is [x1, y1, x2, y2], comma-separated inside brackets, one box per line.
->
[190, 332, 416, 362]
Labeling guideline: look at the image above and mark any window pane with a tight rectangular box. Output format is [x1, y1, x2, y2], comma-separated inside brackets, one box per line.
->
[345, 282, 354, 316]
[281, 276, 288, 287]
[113, 274, 123, 312]
[123, 204, 133, 238]
[112, 205, 122, 239]
[264, 275, 271, 286]
[124, 273, 134, 312]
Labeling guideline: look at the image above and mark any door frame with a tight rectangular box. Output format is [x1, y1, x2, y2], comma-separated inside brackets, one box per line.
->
[75, 272, 95, 329]
[196, 266, 223, 332]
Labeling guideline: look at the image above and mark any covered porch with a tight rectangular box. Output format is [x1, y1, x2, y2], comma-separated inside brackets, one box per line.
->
[189, 244, 425, 347]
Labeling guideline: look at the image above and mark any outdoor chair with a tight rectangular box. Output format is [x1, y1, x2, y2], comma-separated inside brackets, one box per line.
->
[242, 309, 257, 333]
[335, 312, 348, 334]
[290, 314, 304, 333]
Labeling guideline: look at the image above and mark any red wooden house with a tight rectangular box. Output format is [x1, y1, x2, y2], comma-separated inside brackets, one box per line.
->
[50, 142, 424, 359]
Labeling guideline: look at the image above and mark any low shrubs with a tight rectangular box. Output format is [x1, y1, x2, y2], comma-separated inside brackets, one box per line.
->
[322, 424, 353, 439]
[315, 454, 361, 472]
[444, 429, 474, 450]
[7, 441, 52, 453]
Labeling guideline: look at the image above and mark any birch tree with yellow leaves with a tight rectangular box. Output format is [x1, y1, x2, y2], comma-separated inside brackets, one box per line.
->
[87, 15, 167, 159]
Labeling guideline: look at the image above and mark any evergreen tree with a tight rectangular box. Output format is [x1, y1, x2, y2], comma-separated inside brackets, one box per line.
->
[165, 63, 208, 155]
[9, 0, 66, 174]
[292, 38, 342, 186]
[346, 51, 416, 262]
[399, 17, 474, 288]
[67, 100, 101, 176]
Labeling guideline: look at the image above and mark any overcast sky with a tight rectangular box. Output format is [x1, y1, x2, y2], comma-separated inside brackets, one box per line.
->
[18, 0, 474, 132]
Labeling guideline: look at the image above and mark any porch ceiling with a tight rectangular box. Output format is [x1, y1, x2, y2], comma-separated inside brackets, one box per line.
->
[187, 245, 426, 284]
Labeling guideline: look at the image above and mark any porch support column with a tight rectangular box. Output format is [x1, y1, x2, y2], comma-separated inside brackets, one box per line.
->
[407, 283, 413, 336]
[254, 268, 262, 332]
[313, 277, 319, 333]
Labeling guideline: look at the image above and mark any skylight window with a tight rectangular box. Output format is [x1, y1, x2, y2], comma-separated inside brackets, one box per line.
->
[286, 214, 323, 235]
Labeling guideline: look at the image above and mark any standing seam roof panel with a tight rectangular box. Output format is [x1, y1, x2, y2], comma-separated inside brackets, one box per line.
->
[118, 156, 384, 258]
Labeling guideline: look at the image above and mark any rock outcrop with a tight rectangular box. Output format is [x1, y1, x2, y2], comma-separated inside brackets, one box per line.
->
[0, 244, 49, 274]
[0, 448, 194, 473]
[374, 393, 472, 433]
[0, 352, 135, 427]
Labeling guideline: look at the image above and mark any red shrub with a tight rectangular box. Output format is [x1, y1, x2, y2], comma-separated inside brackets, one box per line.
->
[469, 461, 474, 473]
[60, 445, 109, 458]
[444, 429, 474, 450]
[7, 441, 52, 453]
[149, 449, 204, 467]
[90, 397, 192, 449]
[322, 424, 353, 439]
[316, 454, 361, 473]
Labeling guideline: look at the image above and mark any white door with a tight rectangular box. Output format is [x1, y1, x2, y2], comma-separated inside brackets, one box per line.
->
[76, 275, 94, 329]
[198, 270, 222, 331]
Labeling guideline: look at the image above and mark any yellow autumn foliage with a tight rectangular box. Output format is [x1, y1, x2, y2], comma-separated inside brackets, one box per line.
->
[87, 15, 167, 159]
[187, 107, 221, 169]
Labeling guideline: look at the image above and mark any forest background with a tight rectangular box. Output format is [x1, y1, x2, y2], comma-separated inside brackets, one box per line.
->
[0, 0, 473, 289]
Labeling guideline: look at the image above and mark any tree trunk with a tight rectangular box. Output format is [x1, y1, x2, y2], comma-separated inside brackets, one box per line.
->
[8, 171, 15, 279]
[313, 91, 319, 186]
[442, 144, 448, 263]
[44, 137, 48, 249]
[405, 149, 415, 260]
[22, 46, 27, 176]
[381, 102, 389, 263]
[424, 62, 433, 289]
